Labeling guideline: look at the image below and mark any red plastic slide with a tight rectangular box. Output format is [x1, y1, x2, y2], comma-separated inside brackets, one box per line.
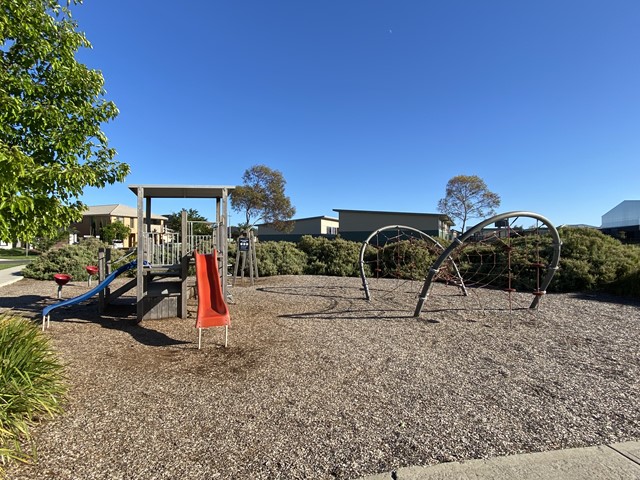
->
[194, 250, 230, 348]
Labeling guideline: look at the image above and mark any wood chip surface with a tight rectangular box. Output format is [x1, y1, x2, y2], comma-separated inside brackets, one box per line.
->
[2, 275, 639, 479]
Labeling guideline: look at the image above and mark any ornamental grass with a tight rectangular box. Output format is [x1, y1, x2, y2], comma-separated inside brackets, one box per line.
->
[0, 313, 66, 476]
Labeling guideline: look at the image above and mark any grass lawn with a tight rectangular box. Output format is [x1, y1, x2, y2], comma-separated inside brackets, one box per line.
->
[0, 248, 36, 270]
[0, 260, 30, 270]
[0, 248, 35, 258]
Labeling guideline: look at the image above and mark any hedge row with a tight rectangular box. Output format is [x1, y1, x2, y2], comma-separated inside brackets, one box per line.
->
[22, 237, 129, 281]
[23, 230, 640, 298]
[247, 230, 640, 297]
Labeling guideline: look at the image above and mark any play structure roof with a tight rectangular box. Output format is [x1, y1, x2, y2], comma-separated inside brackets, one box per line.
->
[128, 184, 236, 199]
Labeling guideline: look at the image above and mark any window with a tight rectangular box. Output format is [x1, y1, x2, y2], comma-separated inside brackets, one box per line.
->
[326, 226, 338, 235]
[130, 217, 135, 228]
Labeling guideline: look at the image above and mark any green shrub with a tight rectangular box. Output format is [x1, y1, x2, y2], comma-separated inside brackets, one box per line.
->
[552, 228, 640, 295]
[0, 313, 66, 471]
[255, 241, 307, 276]
[297, 236, 362, 277]
[450, 228, 640, 297]
[378, 239, 438, 280]
[22, 238, 126, 281]
[604, 270, 640, 297]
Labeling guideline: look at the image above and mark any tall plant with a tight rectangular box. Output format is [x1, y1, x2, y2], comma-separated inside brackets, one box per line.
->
[0, 313, 66, 472]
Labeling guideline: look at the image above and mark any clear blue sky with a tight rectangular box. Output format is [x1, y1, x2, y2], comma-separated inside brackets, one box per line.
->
[72, 0, 639, 228]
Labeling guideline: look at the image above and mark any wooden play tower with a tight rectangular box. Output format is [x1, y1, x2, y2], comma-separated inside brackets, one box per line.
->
[129, 185, 235, 322]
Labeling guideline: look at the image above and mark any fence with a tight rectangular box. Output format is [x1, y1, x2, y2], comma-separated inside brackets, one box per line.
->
[141, 222, 218, 266]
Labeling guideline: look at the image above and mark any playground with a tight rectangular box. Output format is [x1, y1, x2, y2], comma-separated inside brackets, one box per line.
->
[2, 272, 639, 479]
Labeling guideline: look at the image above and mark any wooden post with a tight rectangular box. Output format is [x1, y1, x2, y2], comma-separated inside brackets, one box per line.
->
[136, 186, 145, 323]
[250, 230, 259, 280]
[98, 248, 105, 313]
[179, 209, 188, 319]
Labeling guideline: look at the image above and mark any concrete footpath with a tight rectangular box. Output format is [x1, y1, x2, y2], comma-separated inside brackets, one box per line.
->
[0, 263, 26, 288]
[360, 441, 640, 479]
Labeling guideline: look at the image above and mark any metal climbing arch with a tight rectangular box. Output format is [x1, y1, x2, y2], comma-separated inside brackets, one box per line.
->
[413, 211, 562, 317]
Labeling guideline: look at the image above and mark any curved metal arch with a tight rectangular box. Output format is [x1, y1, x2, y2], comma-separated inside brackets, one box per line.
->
[359, 224, 466, 301]
[413, 211, 562, 316]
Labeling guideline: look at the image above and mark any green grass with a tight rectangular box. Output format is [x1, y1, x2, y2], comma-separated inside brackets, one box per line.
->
[0, 260, 30, 271]
[0, 248, 35, 259]
[0, 313, 66, 475]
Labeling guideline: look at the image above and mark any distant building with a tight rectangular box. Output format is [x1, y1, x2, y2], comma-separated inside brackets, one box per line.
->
[333, 209, 454, 242]
[73, 204, 167, 248]
[600, 200, 640, 242]
[257, 216, 339, 242]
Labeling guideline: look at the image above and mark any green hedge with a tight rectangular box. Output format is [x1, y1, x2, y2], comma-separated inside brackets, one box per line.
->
[22, 238, 128, 282]
[553, 227, 640, 294]
[454, 228, 640, 296]
[297, 236, 362, 277]
[256, 241, 307, 276]
[251, 230, 640, 298]
[23, 230, 640, 298]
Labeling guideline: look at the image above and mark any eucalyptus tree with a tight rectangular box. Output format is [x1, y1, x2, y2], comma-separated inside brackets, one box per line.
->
[231, 165, 296, 232]
[437, 175, 501, 232]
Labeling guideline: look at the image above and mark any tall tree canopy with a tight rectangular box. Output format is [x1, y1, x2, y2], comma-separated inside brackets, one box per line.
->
[100, 221, 130, 244]
[231, 165, 295, 232]
[165, 209, 211, 236]
[0, 0, 130, 243]
[437, 175, 501, 232]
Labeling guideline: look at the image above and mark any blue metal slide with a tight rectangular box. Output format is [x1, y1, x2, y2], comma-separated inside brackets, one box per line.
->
[42, 260, 139, 328]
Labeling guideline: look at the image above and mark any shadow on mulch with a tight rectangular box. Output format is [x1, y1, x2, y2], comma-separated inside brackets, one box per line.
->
[278, 307, 420, 321]
[569, 292, 640, 307]
[256, 285, 363, 300]
[6, 296, 191, 348]
[0, 294, 49, 316]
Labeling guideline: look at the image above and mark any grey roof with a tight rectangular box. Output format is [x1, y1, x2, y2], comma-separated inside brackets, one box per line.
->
[128, 184, 236, 199]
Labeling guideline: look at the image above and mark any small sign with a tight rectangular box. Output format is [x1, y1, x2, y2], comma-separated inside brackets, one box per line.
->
[238, 238, 250, 252]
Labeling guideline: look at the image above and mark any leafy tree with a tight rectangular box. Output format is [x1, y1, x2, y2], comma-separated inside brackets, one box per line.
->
[100, 221, 130, 244]
[32, 227, 73, 252]
[231, 165, 296, 232]
[165, 209, 211, 235]
[437, 175, 501, 232]
[0, 0, 130, 244]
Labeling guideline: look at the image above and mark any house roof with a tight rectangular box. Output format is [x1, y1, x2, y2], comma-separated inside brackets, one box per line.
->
[333, 209, 454, 225]
[84, 204, 167, 220]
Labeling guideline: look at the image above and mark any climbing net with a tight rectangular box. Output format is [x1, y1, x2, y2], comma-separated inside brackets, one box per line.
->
[414, 211, 561, 316]
[359, 225, 466, 302]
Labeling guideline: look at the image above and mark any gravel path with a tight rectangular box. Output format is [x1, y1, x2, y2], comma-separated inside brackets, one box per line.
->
[2, 275, 639, 479]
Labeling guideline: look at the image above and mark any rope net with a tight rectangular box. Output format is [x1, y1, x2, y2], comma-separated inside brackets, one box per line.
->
[360, 226, 462, 301]
[446, 216, 556, 310]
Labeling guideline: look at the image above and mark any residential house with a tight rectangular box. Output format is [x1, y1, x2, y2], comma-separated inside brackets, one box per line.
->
[73, 204, 167, 248]
[333, 209, 454, 242]
[600, 200, 640, 242]
[257, 216, 339, 242]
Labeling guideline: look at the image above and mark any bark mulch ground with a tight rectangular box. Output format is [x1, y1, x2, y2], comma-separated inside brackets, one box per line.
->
[2, 275, 639, 479]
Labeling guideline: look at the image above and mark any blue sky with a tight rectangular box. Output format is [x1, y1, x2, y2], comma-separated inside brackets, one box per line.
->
[72, 0, 639, 228]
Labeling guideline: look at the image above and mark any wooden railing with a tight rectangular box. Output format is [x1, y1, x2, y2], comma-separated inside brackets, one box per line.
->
[142, 226, 217, 266]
